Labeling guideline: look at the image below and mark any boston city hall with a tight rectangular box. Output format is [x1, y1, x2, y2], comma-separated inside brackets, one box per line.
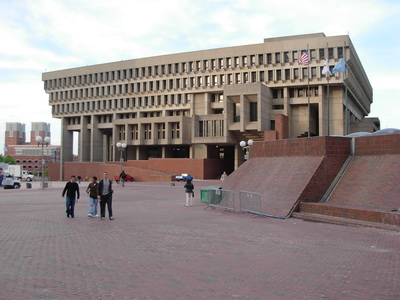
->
[42, 33, 379, 178]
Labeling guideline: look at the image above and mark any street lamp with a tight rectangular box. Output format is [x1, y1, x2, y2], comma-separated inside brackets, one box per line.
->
[116, 142, 127, 174]
[239, 139, 254, 160]
[36, 136, 51, 189]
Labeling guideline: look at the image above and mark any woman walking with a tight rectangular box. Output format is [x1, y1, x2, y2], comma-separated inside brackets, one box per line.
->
[184, 179, 194, 207]
[86, 176, 99, 217]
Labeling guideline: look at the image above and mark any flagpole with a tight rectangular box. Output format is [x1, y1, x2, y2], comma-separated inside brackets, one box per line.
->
[344, 41, 348, 135]
[327, 74, 330, 136]
[307, 44, 310, 137]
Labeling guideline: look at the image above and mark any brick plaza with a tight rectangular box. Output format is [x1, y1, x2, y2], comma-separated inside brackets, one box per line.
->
[0, 181, 399, 299]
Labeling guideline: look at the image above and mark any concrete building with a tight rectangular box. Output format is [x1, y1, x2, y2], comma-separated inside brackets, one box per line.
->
[42, 33, 379, 177]
[4, 122, 60, 175]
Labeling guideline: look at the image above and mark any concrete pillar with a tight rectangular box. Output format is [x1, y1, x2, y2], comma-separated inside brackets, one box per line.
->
[91, 115, 103, 161]
[192, 144, 207, 159]
[80, 116, 90, 162]
[240, 94, 245, 132]
[234, 143, 245, 170]
[60, 117, 73, 180]
[102, 134, 108, 162]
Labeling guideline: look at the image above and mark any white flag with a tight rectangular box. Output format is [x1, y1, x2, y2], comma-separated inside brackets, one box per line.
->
[322, 59, 332, 76]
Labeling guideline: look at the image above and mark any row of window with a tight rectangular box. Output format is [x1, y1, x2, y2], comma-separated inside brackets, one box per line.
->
[117, 122, 181, 141]
[52, 94, 191, 114]
[45, 47, 345, 89]
[53, 86, 319, 116]
[49, 66, 338, 102]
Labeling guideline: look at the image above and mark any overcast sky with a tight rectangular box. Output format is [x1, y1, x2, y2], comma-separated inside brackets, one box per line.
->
[1, 0, 400, 155]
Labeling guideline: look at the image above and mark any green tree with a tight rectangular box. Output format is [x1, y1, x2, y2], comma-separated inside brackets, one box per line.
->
[4, 156, 16, 164]
[0, 154, 3, 162]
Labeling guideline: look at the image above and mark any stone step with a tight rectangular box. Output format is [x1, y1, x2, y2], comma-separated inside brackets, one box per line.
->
[291, 212, 400, 232]
[299, 202, 400, 226]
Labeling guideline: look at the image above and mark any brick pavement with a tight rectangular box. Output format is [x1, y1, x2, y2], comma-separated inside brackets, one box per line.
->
[0, 181, 399, 299]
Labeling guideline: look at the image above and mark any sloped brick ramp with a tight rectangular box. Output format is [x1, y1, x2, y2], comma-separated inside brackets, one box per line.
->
[222, 156, 324, 218]
[293, 154, 400, 229]
[328, 155, 400, 210]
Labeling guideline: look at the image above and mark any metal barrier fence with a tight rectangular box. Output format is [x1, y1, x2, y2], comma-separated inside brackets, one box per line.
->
[239, 191, 261, 215]
[205, 189, 235, 211]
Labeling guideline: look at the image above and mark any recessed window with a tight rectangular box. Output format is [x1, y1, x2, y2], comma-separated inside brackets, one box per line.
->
[250, 102, 258, 122]
[338, 47, 344, 58]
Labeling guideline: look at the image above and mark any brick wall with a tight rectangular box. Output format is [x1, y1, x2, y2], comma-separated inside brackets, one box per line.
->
[355, 134, 400, 155]
[48, 158, 225, 181]
[251, 136, 350, 158]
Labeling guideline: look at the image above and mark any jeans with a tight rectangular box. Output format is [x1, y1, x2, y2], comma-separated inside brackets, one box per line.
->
[66, 197, 76, 217]
[100, 193, 113, 218]
[89, 197, 98, 216]
[185, 192, 193, 206]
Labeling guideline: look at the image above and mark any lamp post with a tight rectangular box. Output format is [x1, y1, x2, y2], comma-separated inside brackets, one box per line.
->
[239, 139, 254, 160]
[36, 136, 51, 189]
[116, 142, 127, 174]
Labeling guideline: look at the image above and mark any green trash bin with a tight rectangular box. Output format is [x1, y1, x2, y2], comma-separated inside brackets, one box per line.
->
[200, 186, 222, 203]
[26, 183, 32, 189]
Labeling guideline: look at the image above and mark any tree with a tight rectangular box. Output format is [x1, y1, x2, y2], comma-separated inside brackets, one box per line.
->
[4, 156, 16, 164]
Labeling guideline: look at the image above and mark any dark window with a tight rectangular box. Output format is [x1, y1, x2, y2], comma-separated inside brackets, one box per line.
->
[338, 47, 344, 58]
[275, 53, 281, 63]
[250, 102, 258, 122]
[319, 48, 325, 60]
[276, 70, 281, 81]
[328, 48, 334, 59]
[268, 70, 273, 81]
[311, 67, 316, 78]
[267, 53, 272, 64]
[284, 52, 289, 63]
[258, 54, 264, 65]
[285, 69, 290, 80]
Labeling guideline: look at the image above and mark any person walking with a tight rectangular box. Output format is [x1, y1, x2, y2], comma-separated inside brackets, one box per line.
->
[119, 170, 126, 187]
[97, 172, 114, 220]
[184, 179, 194, 207]
[62, 175, 80, 218]
[86, 176, 99, 217]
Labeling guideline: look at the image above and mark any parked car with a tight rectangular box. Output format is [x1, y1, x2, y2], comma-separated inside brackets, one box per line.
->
[175, 173, 193, 182]
[3, 174, 21, 189]
[114, 174, 134, 183]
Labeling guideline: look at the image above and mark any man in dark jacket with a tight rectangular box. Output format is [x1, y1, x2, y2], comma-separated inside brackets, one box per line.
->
[97, 172, 114, 220]
[62, 175, 80, 218]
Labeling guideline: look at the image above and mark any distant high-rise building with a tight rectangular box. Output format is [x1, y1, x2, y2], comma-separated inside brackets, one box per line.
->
[5, 122, 26, 146]
[3, 122, 60, 175]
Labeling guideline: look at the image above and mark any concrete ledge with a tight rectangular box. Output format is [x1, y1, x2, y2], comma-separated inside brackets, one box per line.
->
[292, 212, 400, 232]
[297, 202, 400, 227]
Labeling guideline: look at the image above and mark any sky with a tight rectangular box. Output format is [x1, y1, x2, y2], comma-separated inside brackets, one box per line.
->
[1, 0, 400, 155]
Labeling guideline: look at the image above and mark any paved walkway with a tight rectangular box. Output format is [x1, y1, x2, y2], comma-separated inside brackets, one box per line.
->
[0, 180, 399, 299]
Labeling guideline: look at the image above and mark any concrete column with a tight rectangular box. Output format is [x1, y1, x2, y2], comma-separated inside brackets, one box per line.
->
[234, 144, 244, 170]
[91, 115, 103, 162]
[60, 117, 73, 180]
[80, 116, 90, 162]
[240, 94, 246, 132]
[192, 144, 207, 159]
[102, 134, 108, 162]
[162, 146, 166, 159]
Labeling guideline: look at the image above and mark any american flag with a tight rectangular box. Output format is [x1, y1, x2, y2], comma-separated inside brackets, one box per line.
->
[299, 51, 309, 65]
